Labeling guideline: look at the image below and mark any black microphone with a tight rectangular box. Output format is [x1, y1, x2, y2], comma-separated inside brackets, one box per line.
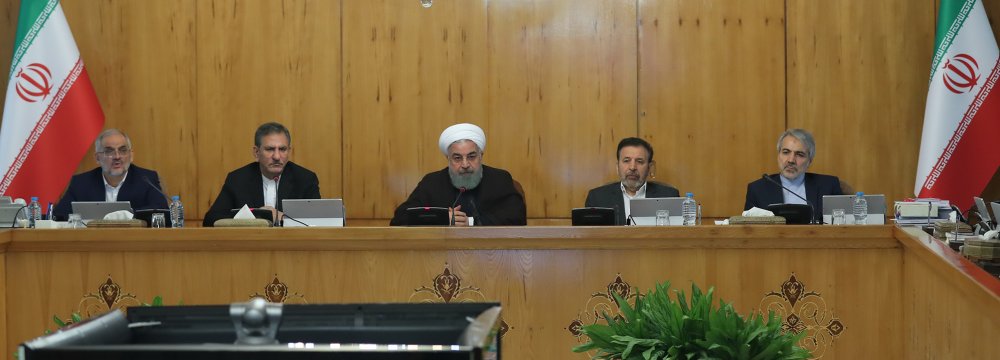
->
[469, 197, 484, 226]
[9, 205, 26, 228]
[451, 187, 466, 226]
[142, 176, 170, 203]
[761, 174, 822, 224]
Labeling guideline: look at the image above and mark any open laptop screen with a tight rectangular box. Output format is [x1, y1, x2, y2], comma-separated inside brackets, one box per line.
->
[71, 201, 133, 221]
[629, 197, 684, 226]
[281, 199, 346, 227]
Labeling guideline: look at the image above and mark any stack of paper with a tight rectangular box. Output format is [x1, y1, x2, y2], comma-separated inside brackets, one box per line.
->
[894, 198, 952, 225]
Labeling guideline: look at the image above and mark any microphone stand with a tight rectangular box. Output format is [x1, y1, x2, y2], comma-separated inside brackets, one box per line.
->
[761, 174, 824, 225]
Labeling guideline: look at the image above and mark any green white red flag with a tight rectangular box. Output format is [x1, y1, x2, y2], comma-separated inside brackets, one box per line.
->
[0, 0, 104, 206]
[916, 0, 1000, 210]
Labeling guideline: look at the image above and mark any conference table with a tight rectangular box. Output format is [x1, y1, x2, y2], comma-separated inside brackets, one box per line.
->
[0, 225, 997, 359]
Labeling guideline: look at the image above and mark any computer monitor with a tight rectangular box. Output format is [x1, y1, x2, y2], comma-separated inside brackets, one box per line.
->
[405, 207, 451, 226]
[766, 203, 813, 225]
[281, 199, 345, 227]
[571, 207, 616, 226]
[21, 302, 502, 360]
[629, 197, 684, 226]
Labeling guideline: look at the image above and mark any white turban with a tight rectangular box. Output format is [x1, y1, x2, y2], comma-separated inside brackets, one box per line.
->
[438, 123, 486, 155]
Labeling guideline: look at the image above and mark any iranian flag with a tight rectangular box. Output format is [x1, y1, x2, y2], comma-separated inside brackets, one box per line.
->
[916, 0, 1000, 210]
[0, 0, 104, 206]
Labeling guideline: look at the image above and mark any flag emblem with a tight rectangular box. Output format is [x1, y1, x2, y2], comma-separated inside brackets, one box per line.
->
[14, 62, 53, 103]
[942, 53, 980, 94]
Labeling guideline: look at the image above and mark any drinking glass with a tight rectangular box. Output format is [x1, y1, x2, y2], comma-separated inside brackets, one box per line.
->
[656, 210, 669, 226]
[151, 213, 165, 228]
[832, 209, 846, 225]
[68, 214, 83, 229]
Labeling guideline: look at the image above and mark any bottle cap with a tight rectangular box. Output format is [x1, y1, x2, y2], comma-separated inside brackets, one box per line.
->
[172, 195, 180, 201]
[856, 192, 864, 196]
[30, 196, 38, 201]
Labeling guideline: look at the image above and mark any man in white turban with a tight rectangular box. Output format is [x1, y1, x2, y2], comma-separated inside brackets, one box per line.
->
[390, 123, 526, 226]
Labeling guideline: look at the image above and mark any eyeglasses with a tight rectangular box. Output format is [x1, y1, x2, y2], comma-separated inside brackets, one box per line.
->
[98, 147, 131, 157]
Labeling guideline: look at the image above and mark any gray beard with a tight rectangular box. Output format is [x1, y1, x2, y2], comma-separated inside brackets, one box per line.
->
[449, 166, 484, 190]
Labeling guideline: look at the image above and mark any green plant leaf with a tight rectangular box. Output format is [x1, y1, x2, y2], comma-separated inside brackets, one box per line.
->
[52, 315, 66, 327]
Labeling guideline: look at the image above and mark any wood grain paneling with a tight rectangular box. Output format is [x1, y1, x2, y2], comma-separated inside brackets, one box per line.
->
[0, 0, 18, 113]
[787, 1, 934, 204]
[638, 0, 786, 217]
[3, 226, 932, 360]
[898, 227, 1000, 358]
[196, 0, 342, 217]
[0, 0, 980, 223]
[342, 0, 488, 218]
[486, 0, 638, 217]
[61, 0, 197, 209]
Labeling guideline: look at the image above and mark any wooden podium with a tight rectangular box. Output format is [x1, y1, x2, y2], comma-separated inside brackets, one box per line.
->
[1, 225, 997, 359]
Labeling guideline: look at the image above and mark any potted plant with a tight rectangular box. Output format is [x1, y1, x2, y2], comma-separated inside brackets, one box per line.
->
[573, 281, 811, 360]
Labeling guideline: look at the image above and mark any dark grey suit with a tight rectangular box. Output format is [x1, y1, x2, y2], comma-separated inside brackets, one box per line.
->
[584, 181, 681, 225]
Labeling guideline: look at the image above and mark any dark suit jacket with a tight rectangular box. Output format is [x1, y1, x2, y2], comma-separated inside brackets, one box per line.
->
[584, 181, 681, 225]
[52, 164, 169, 221]
[744, 172, 843, 221]
[389, 165, 526, 226]
[203, 161, 321, 226]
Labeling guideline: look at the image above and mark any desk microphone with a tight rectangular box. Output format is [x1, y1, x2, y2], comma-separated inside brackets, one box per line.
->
[142, 176, 170, 203]
[469, 197, 484, 226]
[451, 187, 466, 226]
[761, 174, 821, 224]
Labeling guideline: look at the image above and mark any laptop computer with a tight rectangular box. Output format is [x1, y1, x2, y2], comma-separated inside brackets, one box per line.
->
[281, 199, 345, 227]
[0, 205, 26, 227]
[71, 201, 133, 222]
[992, 202, 1000, 227]
[974, 197, 993, 224]
[629, 197, 684, 226]
[822, 194, 886, 225]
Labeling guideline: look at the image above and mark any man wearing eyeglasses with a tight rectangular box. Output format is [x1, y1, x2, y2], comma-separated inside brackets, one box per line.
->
[52, 129, 169, 220]
[203, 122, 320, 226]
[390, 123, 526, 226]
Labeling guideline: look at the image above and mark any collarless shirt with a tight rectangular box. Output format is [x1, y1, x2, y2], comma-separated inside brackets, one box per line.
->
[780, 174, 807, 205]
[621, 182, 648, 219]
[103, 171, 129, 202]
[262, 174, 280, 208]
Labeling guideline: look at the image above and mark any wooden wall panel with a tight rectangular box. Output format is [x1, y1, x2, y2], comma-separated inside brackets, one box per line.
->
[0, 0, 991, 221]
[787, 1, 934, 204]
[486, 0, 638, 218]
[342, 0, 488, 219]
[8, 243, 902, 359]
[196, 0, 342, 218]
[61, 0, 197, 209]
[896, 226, 1000, 357]
[638, 0, 786, 217]
[0, 0, 17, 112]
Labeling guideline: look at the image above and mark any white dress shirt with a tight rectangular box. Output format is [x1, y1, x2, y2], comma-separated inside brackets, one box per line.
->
[103, 171, 128, 202]
[780, 174, 807, 205]
[262, 174, 280, 208]
[620, 182, 648, 220]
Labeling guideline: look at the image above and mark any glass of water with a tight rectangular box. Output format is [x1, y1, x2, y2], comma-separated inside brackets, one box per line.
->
[151, 213, 165, 228]
[68, 213, 83, 229]
[656, 210, 669, 226]
[832, 209, 846, 225]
